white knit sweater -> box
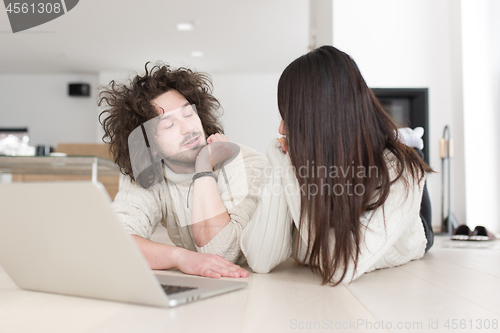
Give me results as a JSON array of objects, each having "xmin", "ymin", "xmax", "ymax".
[
  {"xmin": 241, "ymin": 139, "xmax": 427, "ymax": 282},
  {"xmin": 112, "ymin": 144, "xmax": 267, "ymax": 263}
]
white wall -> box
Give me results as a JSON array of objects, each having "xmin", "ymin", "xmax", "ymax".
[
  {"xmin": 211, "ymin": 73, "xmax": 282, "ymax": 154},
  {"xmin": 332, "ymin": 0, "xmax": 466, "ymax": 232},
  {"xmin": 461, "ymin": 0, "xmax": 500, "ymax": 233},
  {"xmin": 0, "ymin": 74, "xmax": 99, "ymax": 148}
]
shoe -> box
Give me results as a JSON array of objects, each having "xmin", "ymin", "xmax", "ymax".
[
  {"xmin": 451, "ymin": 224, "xmax": 471, "ymax": 240},
  {"xmin": 469, "ymin": 226, "xmax": 497, "ymax": 241}
]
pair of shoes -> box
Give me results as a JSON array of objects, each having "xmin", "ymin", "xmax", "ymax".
[{"xmin": 451, "ymin": 225, "xmax": 497, "ymax": 241}]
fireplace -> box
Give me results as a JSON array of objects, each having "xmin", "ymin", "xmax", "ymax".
[{"xmin": 371, "ymin": 88, "xmax": 429, "ymax": 165}]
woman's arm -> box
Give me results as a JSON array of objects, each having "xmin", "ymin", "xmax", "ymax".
[{"xmin": 240, "ymin": 139, "xmax": 296, "ymax": 273}]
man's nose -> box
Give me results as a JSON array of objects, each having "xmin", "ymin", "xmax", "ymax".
[{"xmin": 178, "ymin": 118, "xmax": 194, "ymax": 135}]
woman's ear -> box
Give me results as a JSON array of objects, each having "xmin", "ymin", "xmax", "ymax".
[{"xmin": 278, "ymin": 119, "xmax": 287, "ymax": 136}]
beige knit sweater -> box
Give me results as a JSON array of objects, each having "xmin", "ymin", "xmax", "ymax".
[
  {"xmin": 112, "ymin": 144, "xmax": 267, "ymax": 263},
  {"xmin": 241, "ymin": 139, "xmax": 427, "ymax": 282}
]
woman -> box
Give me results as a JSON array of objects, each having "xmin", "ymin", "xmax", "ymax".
[{"xmin": 241, "ymin": 45, "xmax": 433, "ymax": 285}]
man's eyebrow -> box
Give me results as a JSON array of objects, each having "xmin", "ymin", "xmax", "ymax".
[
  {"xmin": 160, "ymin": 113, "xmax": 173, "ymax": 120},
  {"xmin": 159, "ymin": 103, "xmax": 190, "ymax": 119}
]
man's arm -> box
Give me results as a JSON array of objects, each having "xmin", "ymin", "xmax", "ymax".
[
  {"xmin": 114, "ymin": 175, "xmax": 247, "ymax": 277},
  {"xmin": 191, "ymin": 134, "xmax": 232, "ymax": 247},
  {"xmin": 190, "ymin": 136, "xmax": 267, "ymax": 262},
  {"xmin": 191, "ymin": 177, "xmax": 231, "ymax": 247},
  {"xmin": 131, "ymin": 235, "xmax": 248, "ymax": 278}
]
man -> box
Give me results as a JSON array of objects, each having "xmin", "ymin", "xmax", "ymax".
[{"xmin": 98, "ymin": 63, "xmax": 266, "ymax": 278}]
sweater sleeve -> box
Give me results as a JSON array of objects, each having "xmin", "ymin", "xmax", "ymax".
[
  {"xmin": 240, "ymin": 139, "xmax": 297, "ymax": 273},
  {"xmin": 195, "ymin": 146, "xmax": 268, "ymax": 263},
  {"xmin": 338, "ymin": 164, "xmax": 426, "ymax": 282},
  {"xmin": 111, "ymin": 175, "xmax": 165, "ymax": 240}
]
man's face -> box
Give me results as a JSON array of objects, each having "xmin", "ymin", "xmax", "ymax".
[{"xmin": 150, "ymin": 90, "xmax": 206, "ymax": 172}]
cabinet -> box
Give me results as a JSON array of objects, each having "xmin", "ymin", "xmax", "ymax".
[{"xmin": 0, "ymin": 156, "xmax": 121, "ymax": 200}]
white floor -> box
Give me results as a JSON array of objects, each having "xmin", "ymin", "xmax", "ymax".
[
  {"xmin": 153, "ymin": 226, "xmax": 500, "ymax": 332},
  {"xmin": 1, "ymin": 227, "xmax": 499, "ymax": 333},
  {"xmin": 343, "ymin": 234, "xmax": 500, "ymax": 332}
]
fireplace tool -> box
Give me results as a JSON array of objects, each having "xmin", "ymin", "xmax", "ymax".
[{"xmin": 440, "ymin": 125, "xmax": 459, "ymax": 234}]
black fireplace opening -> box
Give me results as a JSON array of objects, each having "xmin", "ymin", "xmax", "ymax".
[{"xmin": 371, "ymin": 88, "xmax": 429, "ymax": 165}]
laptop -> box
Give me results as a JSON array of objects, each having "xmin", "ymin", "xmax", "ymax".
[{"xmin": 0, "ymin": 181, "xmax": 247, "ymax": 307}]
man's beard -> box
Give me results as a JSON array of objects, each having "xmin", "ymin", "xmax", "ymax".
[
  {"xmin": 164, "ymin": 144, "xmax": 204, "ymax": 167},
  {"xmin": 161, "ymin": 132, "xmax": 205, "ymax": 171}
]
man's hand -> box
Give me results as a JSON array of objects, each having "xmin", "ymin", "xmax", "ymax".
[
  {"xmin": 175, "ymin": 248, "xmax": 249, "ymax": 279},
  {"xmin": 195, "ymin": 134, "xmax": 234, "ymax": 172},
  {"xmin": 131, "ymin": 235, "xmax": 248, "ymax": 278},
  {"xmin": 206, "ymin": 133, "xmax": 230, "ymax": 144}
]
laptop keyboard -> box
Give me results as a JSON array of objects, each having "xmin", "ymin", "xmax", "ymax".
[{"xmin": 161, "ymin": 284, "xmax": 198, "ymax": 295}]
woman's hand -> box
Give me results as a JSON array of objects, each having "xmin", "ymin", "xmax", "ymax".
[
  {"xmin": 277, "ymin": 137, "xmax": 288, "ymax": 153},
  {"xmin": 174, "ymin": 248, "xmax": 249, "ymax": 279}
]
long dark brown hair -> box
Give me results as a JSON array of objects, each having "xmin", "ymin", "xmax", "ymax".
[
  {"xmin": 277, "ymin": 45, "xmax": 432, "ymax": 285},
  {"xmin": 98, "ymin": 62, "xmax": 224, "ymax": 180}
]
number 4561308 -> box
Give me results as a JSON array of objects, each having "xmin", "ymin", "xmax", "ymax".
[
  {"xmin": 6, "ymin": 2, "xmax": 62, "ymax": 14},
  {"xmin": 444, "ymin": 319, "xmax": 498, "ymax": 330}
]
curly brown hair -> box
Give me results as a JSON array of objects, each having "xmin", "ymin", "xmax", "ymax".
[{"xmin": 98, "ymin": 62, "xmax": 224, "ymax": 180}]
